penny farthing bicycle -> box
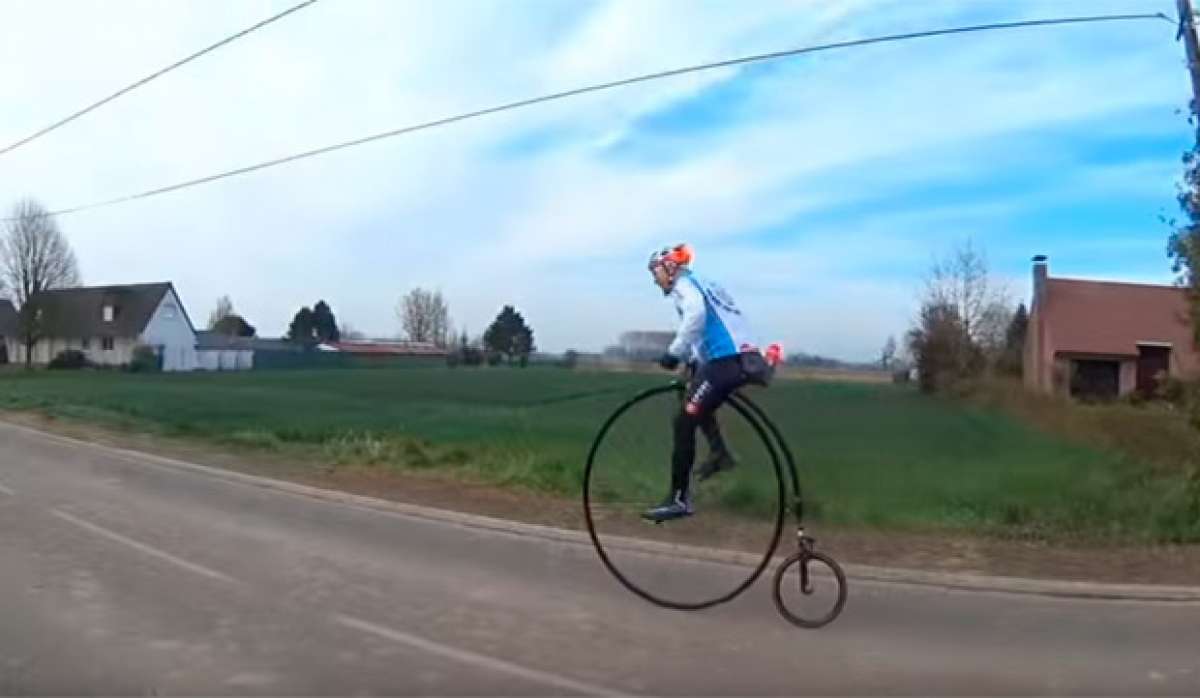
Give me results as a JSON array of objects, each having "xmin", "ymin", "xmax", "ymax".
[{"xmin": 582, "ymin": 375, "xmax": 847, "ymax": 628}]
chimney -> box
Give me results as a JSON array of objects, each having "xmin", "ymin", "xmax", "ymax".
[{"xmin": 1032, "ymin": 255, "xmax": 1048, "ymax": 307}]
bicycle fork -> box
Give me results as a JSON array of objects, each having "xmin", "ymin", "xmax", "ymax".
[{"xmin": 794, "ymin": 497, "xmax": 816, "ymax": 596}]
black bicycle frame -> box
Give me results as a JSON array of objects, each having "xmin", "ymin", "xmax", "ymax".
[
  {"xmin": 730, "ymin": 391, "xmax": 818, "ymax": 594},
  {"xmin": 730, "ymin": 391, "xmax": 803, "ymax": 527}
]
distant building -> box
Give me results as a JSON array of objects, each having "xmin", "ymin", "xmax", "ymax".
[
  {"xmin": 1024, "ymin": 256, "xmax": 1199, "ymax": 399},
  {"xmin": 249, "ymin": 338, "xmax": 305, "ymax": 354},
  {"xmin": 325, "ymin": 339, "xmax": 447, "ymax": 358},
  {"xmin": 618, "ymin": 331, "xmax": 674, "ymax": 360},
  {"xmin": 195, "ymin": 331, "xmax": 255, "ymax": 371},
  {"xmin": 9, "ymin": 283, "xmax": 198, "ymax": 371}
]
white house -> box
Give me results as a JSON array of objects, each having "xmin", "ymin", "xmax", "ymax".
[{"xmin": 12, "ymin": 282, "xmax": 200, "ymax": 371}]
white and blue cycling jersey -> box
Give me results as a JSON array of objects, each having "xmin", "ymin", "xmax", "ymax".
[{"xmin": 667, "ymin": 269, "xmax": 757, "ymax": 364}]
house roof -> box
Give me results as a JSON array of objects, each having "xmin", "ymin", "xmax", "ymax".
[
  {"xmin": 0, "ymin": 300, "xmax": 17, "ymax": 337},
  {"xmin": 249, "ymin": 338, "xmax": 304, "ymax": 353},
  {"xmin": 195, "ymin": 331, "xmax": 255, "ymax": 350},
  {"xmin": 1042, "ymin": 277, "xmax": 1194, "ymax": 357},
  {"xmin": 30, "ymin": 283, "xmax": 176, "ymax": 338},
  {"xmin": 328, "ymin": 340, "xmax": 447, "ymax": 356}
]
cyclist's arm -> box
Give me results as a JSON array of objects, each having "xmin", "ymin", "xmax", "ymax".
[{"xmin": 667, "ymin": 279, "xmax": 705, "ymax": 359}]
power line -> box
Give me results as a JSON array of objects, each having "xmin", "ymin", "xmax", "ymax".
[
  {"xmin": 0, "ymin": 0, "xmax": 320, "ymax": 158},
  {"xmin": 18, "ymin": 10, "xmax": 1170, "ymax": 220}
]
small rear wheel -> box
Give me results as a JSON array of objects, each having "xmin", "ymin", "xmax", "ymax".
[{"xmin": 771, "ymin": 549, "xmax": 847, "ymax": 629}]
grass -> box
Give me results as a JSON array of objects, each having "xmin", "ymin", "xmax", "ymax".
[{"xmin": 0, "ymin": 366, "xmax": 1196, "ymax": 543}]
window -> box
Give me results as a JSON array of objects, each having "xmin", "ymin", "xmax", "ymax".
[
  {"xmin": 103, "ymin": 305, "xmax": 114, "ymax": 323},
  {"xmin": 1069, "ymin": 360, "xmax": 1119, "ymax": 401},
  {"xmin": 81, "ymin": 338, "xmax": 90, "ymax": 350},
  {"xmin": 162, "ymin": 303, "xmax": 177, "ymax": 320},
  {"xmin": 102, "ymin": 337, "xmax": 114, "ymax": 351}
]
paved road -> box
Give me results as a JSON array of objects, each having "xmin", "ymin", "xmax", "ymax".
[{"xmin": 1, "ymin": 421, "xmax": 1198, "ymax": 695}]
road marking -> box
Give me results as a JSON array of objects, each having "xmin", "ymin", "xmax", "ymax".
[
  {"xmin": 332, "ymin": 614, "xmax": 628, "ymax": 697},
  {"xmin": 0, "ymin": 479, "xmax": 14, "ymax": 496},
  {"xmin": 51, "ymin": 509, "xmax": 238, "ymax": 585}
]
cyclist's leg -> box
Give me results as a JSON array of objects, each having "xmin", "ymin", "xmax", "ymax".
[
  {"xmin": 640, "ymin": 407, "xmax": 701, "ymax": 521},
  {"xmin": 675, "ymin": 357, "xmax": 744, "ymax": 483},
  {"xmin": 698, "ymin": 412, "xmax": 727, "ymax": 454},
  {"xmin": 684, "ymin": 365, "xmax": 728, "ymax": 453},
  {"xmin": 669, "ymin": 409, "xmax": 698, "ymax": 495},
  {"xmin": 646, "ymin": 357, "xmax": 746, "ymax": 520},
  {"xmin": 681, "ymin": 362, "xmax": 723, "ymax": 478},
  {"xmin": 692, "ymin": 357, "xmax": 752, "ymax": 480}
]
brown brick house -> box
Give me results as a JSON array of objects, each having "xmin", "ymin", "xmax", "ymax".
[{"xmin": 1024, "ymin": 256, "xmax": 1199, "ymax": 399}]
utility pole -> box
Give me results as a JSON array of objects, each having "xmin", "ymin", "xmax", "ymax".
[
  {"xmin": 1178, "ymin": 0, "xmax": 1200, "ymax": 125},
  {"xmin": 1179, "ymin": 0, "xmax": 1200, "ymax": 348}
]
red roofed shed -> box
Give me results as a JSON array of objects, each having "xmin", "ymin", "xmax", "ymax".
[{"xmin": 1024, "ymin": 256, "xmax": 1198, "ymax": 399}]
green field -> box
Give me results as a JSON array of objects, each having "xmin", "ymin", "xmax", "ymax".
[{"xmin": 1, "ymin": 366, "xmax": 1197, "ymax": 543}]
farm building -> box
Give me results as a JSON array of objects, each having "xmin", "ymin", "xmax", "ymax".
[
  {"xmin": 1024, "ymin": 256, "xmax": 1199, "ymax": 399},
  {"xmin": 195, "ymin": 331, "xmax": 255, "ymax": 371},
  {"xmin": 325, "ymin": 339, "xmax": 446, "ymax": 358}
]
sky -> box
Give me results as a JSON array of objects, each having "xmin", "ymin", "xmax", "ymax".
[{"xmin": 0, "ymin": 0, "xmax": 1193, "ymax": 360}]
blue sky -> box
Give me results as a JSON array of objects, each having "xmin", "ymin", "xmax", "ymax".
[{"xmin": 0, "ymin": 0, "xmax": 1193, "ymax": 360}]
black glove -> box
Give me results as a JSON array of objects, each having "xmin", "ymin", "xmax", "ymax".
[{"xmin": 659, "ymin": 353, "xmax": 681, "ymax": 370}]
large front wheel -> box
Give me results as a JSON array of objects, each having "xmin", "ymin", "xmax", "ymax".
[{"xmin": 582, "ymin": 384, "xmax": 786, "ymax": 610}]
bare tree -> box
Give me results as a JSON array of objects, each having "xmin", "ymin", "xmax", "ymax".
[
  {"xmin": 1, "ymin": 199, "xmax": 81, "ymax": 366},
  {"xmin": 880, "ymin": 335, "xmax": 897, "ymax": 370},
  {"xmin": 208, "ymin": 295, "xmax": 235, "ymax": 329},
  {"xmin": 909, "ymin": 239, "xmax": 1011, "ymax": 391},
  {"xmin": 398, "ymin": 288, "xmax": 450, "ymax": 347},
  {"xmin": 924, "ymin": 239, "xmax": 1010, "ymax": 346}
]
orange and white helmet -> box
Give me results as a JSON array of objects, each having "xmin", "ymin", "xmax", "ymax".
[{"xmin": 647, "ymin": 243, "xmax": 693, "ymax": 272}]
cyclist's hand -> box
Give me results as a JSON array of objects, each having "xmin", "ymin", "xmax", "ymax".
[{"xmin": 658, "ymin": 353, "xmax": 681, "ymax": 371}]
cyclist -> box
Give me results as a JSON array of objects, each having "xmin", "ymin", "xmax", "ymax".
[{"xmin": 643, "ymin": 243, "xmax": 770, "ymax": 522}]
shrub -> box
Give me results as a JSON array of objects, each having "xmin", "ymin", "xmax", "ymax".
[
  {"xmin": 129, "ymin": 345, "xmax": 161, "ymax": 373},
  {"xmin": 907, "ymin": 302, "xmax": 979, "ymax": 393},
  {"xmin": 461, "ymin": 347, "xmax": 484, "ymax": 367},
  {"xmin": 48, "ymin": 349, "xmax": 89, "ymax": 370},
  {"xmin": 1155, "ymin": 374, "xmax": 1190, "ymax": 406}
]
